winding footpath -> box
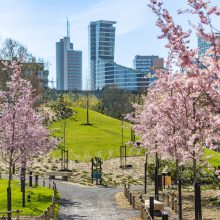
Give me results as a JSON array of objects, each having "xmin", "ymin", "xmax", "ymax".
[
  {"xmin": 3, "ymin": 175, "xmax": 139, "ymax": 219},
  {"xmin": 55, "ymin": 180, "xmax": 139, "ymax": 220}
]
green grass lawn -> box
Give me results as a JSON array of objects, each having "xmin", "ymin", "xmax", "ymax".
[
  {"xmin": 203, "ymin": 148, "xmax": 220, "ymax": 167},
  {"xmin": 50, "ymin": 107, "xmax": 143, "ymax": 162},
  {"xmin": 0, "ymin": 179, "xmax": 54, "ymax": 216},
  {"xmin": 49, "ymin": 107, "xmax": 220, "ymax": 165}
]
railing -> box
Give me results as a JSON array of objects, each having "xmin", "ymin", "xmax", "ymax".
[
  {"xmin": 124, "ymin": 184, "xmax": 169, "ymax": 220},
  {"xmin": 124, "ymin": 184, "xmax": 136, "ymax": 209},
  {"xmin": 40, "ymin": 192, "xmax": 56, "ymax": 220},
  {"xmin": 140, "ymin": 205, "xmax": 153, "ymax": 220},
  {"xmin": 0, "ymin": 210, "xmax": 22, "ymax": 220},
  {"xmin": 162, "ymin": 192, "xmax": 178, "ymax": 213},
  {"xmin": 0, "ymin": 175, "xmax": 58, "ymax": 220}
]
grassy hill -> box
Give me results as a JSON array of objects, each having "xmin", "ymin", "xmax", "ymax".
[
  {"xmin": 49, "ymin": 107, "xmax": 220, "ymax": 166},
  {"xmin": 203, "ymin": 148, "xmax": 220, "ymax": 167},
  {"xmin": 50, "ymin": 107, "xmax": 143, "ymax": 162}
]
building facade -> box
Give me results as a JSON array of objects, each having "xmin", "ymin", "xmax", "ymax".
[
  {"xmin": 89, "ymin": 20, "xmax": 116, "ymax": 90},
  {"xmin": 0, "ymin": 61, "xmax": 49, "ymax": 90},
  {"xmin": 23, "ymin": 63, "xmax": 49, "ymax": 88},
  {"xmin": 56, "ymin": 37, "xmax": 82, "ymax": 91},
  {"xmin": 96, "ymin": 60, "xmax": 148, "ymax": 91},
  {"xmin": 133, "ymin": 55, "xmax": 164, "ymax": 86},
  {"xmin": 88, "ymin": 20, "xmax": 164, "ymax": 91}
]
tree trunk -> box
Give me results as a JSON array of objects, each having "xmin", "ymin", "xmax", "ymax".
[
  {"xmin": 21, "ymin": 159, "xmax": 26, "ymax": 207},
  {"xmin": 193, "ymin": 150, "xmax": 197, "ymax": 183},
  {"xmin": 7, "ymin": 158, "xmax": 12, "ymax": 220},
  {"xmin": 86, "ymin": 93, "xmax": 89, "ymax": 125},
  {"xmin": 121, "ymin": 120, "xmax": 124, "ymax": 146},
  {"xmin": 155, "ymin": 152, "xmax": 159, "ymax": 200},
  {"xmin": 176, "ymin": 159, "xmax": 179, "ymax": 180},
  {"xmin": 144, "ymin": 153, "xmax": 148, "ymax": 193},
  {"xmin": 8, "ymin": 161, "xmax": 12, "ymax": 188},
  {"xmin": 63, "ymin": 118, "xmax": 67, "ymax": 170},
  {"xmin": 64, "ymin": 118, "xmax": 66, "ymax": 151}
]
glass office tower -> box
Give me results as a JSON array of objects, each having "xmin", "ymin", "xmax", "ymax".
[
  {"xmin": 89, "ymin": 20, "xmax": 156, "ymax": 91},
  {"xmin": 89, "ymin": 20, "xmax": 116, "ymax": 90},
  {"xmin": 133, "ymin": 55, "xmax": 164, "ymax": 86}
]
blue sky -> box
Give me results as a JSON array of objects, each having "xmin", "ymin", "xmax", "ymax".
[{"xmin": 0, "ymin": 0, "xmax": 219, "ymax": 89}]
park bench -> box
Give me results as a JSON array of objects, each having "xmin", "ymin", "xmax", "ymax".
[
  {"xmin": 145, "ymin": 199, "xmax": 164, "ymax": 211},
  {"xmin": 46, "ymin": 171, "xmax": 72, "ymax": 181},
  {"xmin": 145, "ymin": 199, "xmax": 165, "ymax": 218}
]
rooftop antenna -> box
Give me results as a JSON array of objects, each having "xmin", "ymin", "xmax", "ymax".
[{"xmin": 66, "ymin": 17, "xmax": 70, "ymax": 38}]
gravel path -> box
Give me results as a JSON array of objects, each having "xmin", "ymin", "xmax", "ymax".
[{"xmin": 54, "ymin": 180, "xmax": 139, "ymax": 220}]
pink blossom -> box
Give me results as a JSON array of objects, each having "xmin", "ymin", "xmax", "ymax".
[{"xmin": 129, "ymin": 0, "xmax": 220, "ymax": 171}]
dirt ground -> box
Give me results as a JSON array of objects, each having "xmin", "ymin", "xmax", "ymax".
[
  {"xmin": 0, "ymin": 155, "xmax": 147, "ymax": 186},
  {"xmin": 128, "ymin": 187, "xmax": 220, "ymax": 220}
]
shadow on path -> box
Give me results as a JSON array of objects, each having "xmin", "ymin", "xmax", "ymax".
[
  {"xmin": 57, "ymin": 198, "xmax": 85, "ymax": 219},
  {"xmin": 57, "ymin": 214, "xmax": 88, "ymax": 220},
  {"xmin": 58, "ymin": 198, "xmax": 81, "ymax": 208}
]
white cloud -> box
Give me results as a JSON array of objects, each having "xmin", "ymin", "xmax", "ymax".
[{"xmin": 67, "ymin": 0, "xmax": 149, "ymax": 88}]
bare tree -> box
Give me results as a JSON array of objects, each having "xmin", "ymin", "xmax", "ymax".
[
  {"xmin": 0, "ymin": 38, "xmax": 48, "ymax": 97},
  {"xmin": 0, "ymin": 38, "xmax": 32, "ymax": 61}
]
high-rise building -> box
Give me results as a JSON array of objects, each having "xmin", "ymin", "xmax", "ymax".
[
  {"xmin": 198, "ymin": 33, "xmax": 220, "ymax": 57},
  {"xmin": 89, "ymin": 20, "xmax": 116, "ymax": 90},
  {"xmin": 56, "ymin": 36, "xmax": 82, "ymax": 91},
  {"xmin": 133, "ymin": 55, "xmax": 164, "ymax": 86},
  {"xmin": 96, "ymin": 59, "xmax": 148, "ymax": 91},
  {"xmin": 88, "ymin": 20, "xmax": 162, "ymax": 91}
]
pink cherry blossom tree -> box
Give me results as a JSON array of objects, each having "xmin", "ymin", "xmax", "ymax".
[
  {"xmin": 0, "ymin": 61, "xmax": 56, "ymax": 212},
  {"xmin": 129, "ymin": 0, "xmax": 220, "ymax": 183}
]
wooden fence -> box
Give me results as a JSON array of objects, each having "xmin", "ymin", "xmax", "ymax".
[
  {"xmin": 0, "ymin": 191, "xmax": 57, "ymax": 220},
  {"xmin": 124, "ymin": 184, "xmax": 153, "ymax": 220},
  {"xmin": 162, "ymin": 192, "xmax": 178, "ymax": 213},
  {"xmin": 124, "ymin": 184, "xmax": 169, "ymax": 220}
]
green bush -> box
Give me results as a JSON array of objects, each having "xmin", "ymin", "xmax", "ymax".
[{"xmin": 147, "ymin": 158, "xmax": 218, "ymax": 185}]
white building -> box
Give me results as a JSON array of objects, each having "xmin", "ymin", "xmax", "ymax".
[{"xmin": 56, "ymin": 37, "xmax": 82, "ymax": 91}]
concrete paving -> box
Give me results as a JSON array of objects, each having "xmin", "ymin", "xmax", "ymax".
[{"xmin": 55, "ymin": 181, "xmax": 139, "ymax": 220}]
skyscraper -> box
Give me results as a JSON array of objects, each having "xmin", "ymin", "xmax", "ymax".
[
  {"xmin": 56, "ymin": 27, "xmax": 82, "ymax": 91},
  {"xmin": 88, "ymin": 20, "xmax": 160, "ymax": 91},
  {"xmin": 133, "ymin": 55, "xmax": 164, "ymax": 87},
  {"xmin": 89, "ymin": 20, "xmax": 116, "ymax": 90}
]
